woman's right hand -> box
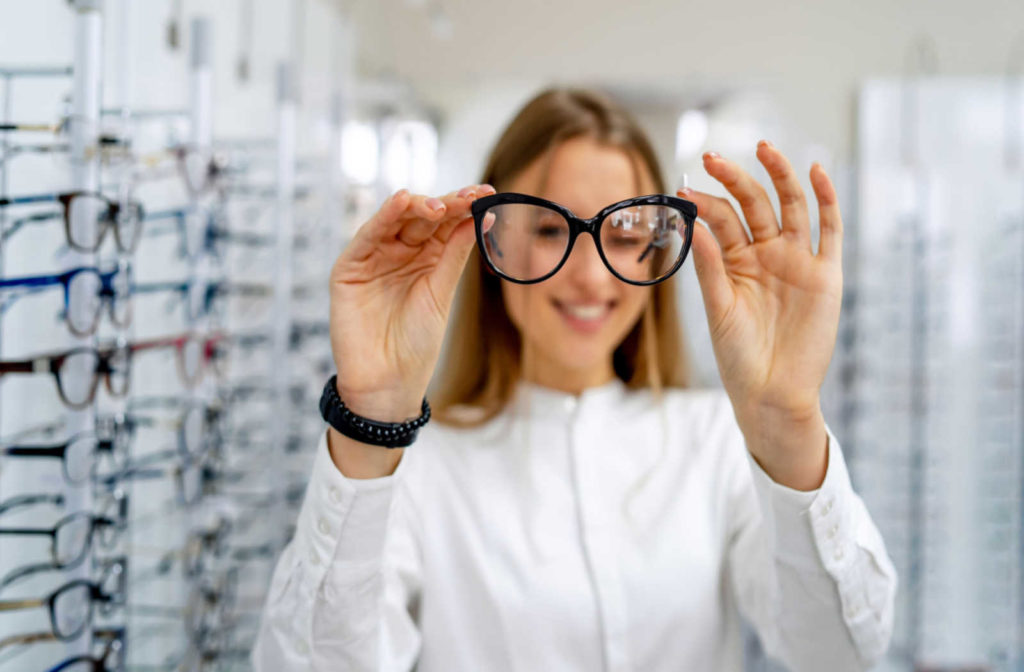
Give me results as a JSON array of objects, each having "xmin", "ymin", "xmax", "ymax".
[{"xmin": 328, "ymin": 184, "xmax": 495, "ymax": 424}]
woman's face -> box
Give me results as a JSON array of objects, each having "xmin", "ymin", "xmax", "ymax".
[{"xmin": 500, "ymin": 135, "xmax": 655, "ymax": 392}]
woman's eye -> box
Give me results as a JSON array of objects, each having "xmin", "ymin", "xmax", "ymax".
[{"xmin": 534, "ymin": 223, "xmax": 566, "ymax": 238}]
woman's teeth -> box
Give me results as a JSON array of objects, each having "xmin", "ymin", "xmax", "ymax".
[{"xmin": 556, "ymin": 301, "xmax": 612, "ymax": 320}]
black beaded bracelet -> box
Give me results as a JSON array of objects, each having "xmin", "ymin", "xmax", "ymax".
[{"xmin": 319, "ymin": 374, "xmax": 431, "ymax": 448}]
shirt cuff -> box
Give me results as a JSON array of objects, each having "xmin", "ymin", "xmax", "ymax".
[
  {"xmin": 293, "ymin": 430, "xmax": 411, "ymax": 585},
  {"xmin": 746, "ymin": 422, "xmax": 858, "ymax": 576}
]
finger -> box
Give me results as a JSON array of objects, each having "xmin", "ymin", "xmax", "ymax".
[
  {"xmin": 809, "ymin": 163, "xmax": 843, "ymax": 262},
  {"xmin": 345, "ymin": 188, "xmax": 412, "ymax": 261},
  {"xmin": 435, "ymin": 184, "xmax": 496, "ymax": 243},
  {"xmin": 688, "ymin": 220, "xmax": 733, "ymax": 326},
  {"xmin": 677, "ymin": 187, "xmax": 750, "ymax": 257},
  {"xmin": 702, "ymin": 151, "xmax": 780, "ymax": 242},
  {"xmin": 430, "ymin": 215, "xmax": 478, "ymax": 312},
  {"xmin": 397, "ymin": 194, "xmax": 450, "ymax": 246},
  {"xmin": 399, "ymin": 184, "xmax": 490, "ymax": 246},
  {"xmin": 755, "ymin": 140, "xmax": 811, "ymax": 251}
]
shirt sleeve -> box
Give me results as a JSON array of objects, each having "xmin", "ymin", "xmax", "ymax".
[
  {"xmin": 251, "ymin": 429, "xmax": 423, "ymax": 672},
  {"xmin": 719, "ymin": 394, "xmax": 899, "ymax": 671}
]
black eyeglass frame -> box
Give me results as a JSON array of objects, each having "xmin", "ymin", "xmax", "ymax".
[{"xmin": 470, "ymin": 192, "xmax": 697, "ymax": 286}]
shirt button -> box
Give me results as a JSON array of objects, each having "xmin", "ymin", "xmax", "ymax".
[
  {"xmin": 328, "ymin": 486, "xmax": 341, "ymax": 504},
  {"xmin": 310, "ymin": 550, "xmax": 320, "ymax": 566},
  {"xmin": 819, "ymin": 498, "xmax": 833, "ymax": 517},
  {"xmin": 564, "ymin": 398, "xmax": 576, "ymax": 413},
  {"xmin": 317, "ymin": 517, "xmax": 330, "ymax": 536},
  {"xmin": 296, "ymin": 638, "xmax": 309, "ymax": 655},
  {"xmin": 845, "ymin": 603, "xmax": 860, "ymax": 619},
  {"xmin": 833, "ymin": 545, "xmax": 845, "ymax": 561},
  {"xmin": 826, "ymin": 524, "xmax": 838, "ymax": 540}
]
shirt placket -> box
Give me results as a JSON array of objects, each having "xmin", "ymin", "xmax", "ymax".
[{"xmin": 566, "ymin": 395, "xmax": 632, "ymax": 672}]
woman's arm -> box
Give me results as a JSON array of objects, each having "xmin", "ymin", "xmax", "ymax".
[
  {"xmin": 251, "ymin": 430, "xmax": 423, "ymax": 671},
  {"xmin": 718, "ymin": 394, "xmax": 898, "ymax": 671}
]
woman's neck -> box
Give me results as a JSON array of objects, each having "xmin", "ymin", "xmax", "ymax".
[{"xmin": 520, "ymin": 361, "xmax": 616, "ymax": 396}]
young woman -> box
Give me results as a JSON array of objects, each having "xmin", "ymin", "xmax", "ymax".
[{"xmin": 252, "ymin": 88, "xmax": 897, "ymax": 671}]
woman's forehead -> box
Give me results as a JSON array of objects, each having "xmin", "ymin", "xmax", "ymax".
[{"xmin": 514, "ymin": 138, "xmax": 653, "ymax": 218}]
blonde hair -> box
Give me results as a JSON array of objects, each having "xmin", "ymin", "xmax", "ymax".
[{"xmin": 427, "ymin": 87, "xmax": 695, "ymax": 552}]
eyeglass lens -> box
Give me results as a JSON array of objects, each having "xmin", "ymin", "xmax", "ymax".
[{"xmin": 480, "ymin": 202, "xmax": 689, "ymax": 283}]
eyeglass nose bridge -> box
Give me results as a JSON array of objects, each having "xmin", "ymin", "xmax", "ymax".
[{"xmin": 565, "ymin": 213, "xmax": 604, "ymax": 244}]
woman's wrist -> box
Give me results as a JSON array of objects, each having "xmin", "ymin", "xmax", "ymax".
[{"xmin": 326, "ymin": 425, "xmax": 404, "ymax": 479}]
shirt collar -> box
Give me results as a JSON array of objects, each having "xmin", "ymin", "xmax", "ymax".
[{"xmin": 512, "ymin": 376, "xmax": 627, "ymax": 420}]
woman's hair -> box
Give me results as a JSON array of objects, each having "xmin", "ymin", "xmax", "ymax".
[{"xmin": 429, "ymin": 87, "xmax": 694, "ymax": 427}]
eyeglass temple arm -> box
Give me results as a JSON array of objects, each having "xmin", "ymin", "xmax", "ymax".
[
  {"xmin": 0, "ymin": 272, "xmax": 64, "ymax": 290},
  {"xmin": 0, "ymin": 358, "xmax": 40, "ymax": 376},
  {"xmin": 3, "ymin": 444, "xmax": 65, "ymax": 458},
  {"xmin": 0, "ymin": 493, "xmax": 64, "ymax": 517},
  {"xmin": 0, "ymin": 527, "xmax": 52, "ymax": 536},
  {"xmin": 0, "ymin": 597, "xmax": 47, "ymax": 611},
  {"xmin": 0, "ymin": 194, "xmax": 58, "ymax": 207},
  {"xmin": 1, "ymin": 561, "xmax": 62, "ymax": 590},
  {"xmin": 0, "ymin": 630, "xmax": 56, "ymax": 654},
  {"xmin": 1, "ymin": 211, "xmax": 62, "ymax": 242}
]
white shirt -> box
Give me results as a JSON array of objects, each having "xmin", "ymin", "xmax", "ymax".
[{"xmin": 251, "ymin": 377, "xmax": 897, "ymax": 672}]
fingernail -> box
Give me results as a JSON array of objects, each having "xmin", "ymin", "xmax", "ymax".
[
  {"xmin": 426, "ymin": 197, "xmax": 445, "ymax": 212},
  {"xmin": 457, "ymin": 186, "xmax": 476, "ymax": 198},
  {"xmin": 392, "ymin": 188, "xmax": 409, "ymax": 200},
  {"xmin": 478, "ymin": 184, "xmax": 496, "ymax": 195},
  {"xmin": 758, "ymin": 139, "xmax": 773, "ymax": 148},
  {"xmin": 679, "ymin": 186, "xmax": 694, "ymax": 196},
  {"xmin": 703, "ymin": 151, "xmax": 720, "ymax": 160}
]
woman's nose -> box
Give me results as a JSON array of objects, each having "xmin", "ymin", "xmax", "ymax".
[{"xmin": 562, "ymin": 233, "xmax": 608, "ymax": 284}]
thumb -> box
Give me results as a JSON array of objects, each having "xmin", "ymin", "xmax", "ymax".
[
  {"xmin": 432, "ymin": 216, "xmax": 478, "ymax": 308},
  {"xmin": 689, "ymin": 221, "xmax": 733, "ymax": 321}
]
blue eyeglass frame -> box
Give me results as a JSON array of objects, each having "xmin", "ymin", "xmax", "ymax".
[
  {"xmin": 0, "ymin": 265, "xmax": 132, "ymax": 336},
  {"xmin": 470, "ymin": 192, "xmax": 697, "ymax": 286}
]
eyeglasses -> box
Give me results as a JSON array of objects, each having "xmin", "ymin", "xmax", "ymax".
[
  {"xmin": 129, "ymin": 332, "xmax": 227, "ymax": 387},
  {"xmin": 96, "ymin": 447, "xmax": 215, "ymax": 507},
  {"xmin": 97, "ymin": 402, "xmax": 223, "ymax": 467},
  {"xmin": 44, "ymin": 626, "xmax": 125, "ymax": 672},
  {"xmin": 140, "ymin": 207, "xmax": 272, "ymax": 262},
  {"xmin": 0, "ymin": 344, "xmax": 130, "ymax": 409},
  {"xmin": 471, "ymin": 192, "xmax": 696, "ymax": 285},
  {"xmin": 128, "ymin": 566, "xmax": 239, "ymax": 643},
  {"xmin": 131, "ymin": 278, "xmax": 272, "ymax": 323},
  {"xmin": 0, "ymin": 566, "xmax": 125, "ymax": 649},
  {"xmin": 0, "ymin": 265, "xmax": 132, "ymax": 336},
  {"xmin": 0, "ymin": 507, "xmax": 125, "ymax": 572},
  {"xmin": 2, "ymin": 430, "xmax": 131, "ymax": 485},
  {"xmin": 0, "ymin": 191, "xmax": 144, "ymax": 253}
]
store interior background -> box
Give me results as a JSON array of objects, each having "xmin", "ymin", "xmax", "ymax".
[{"xmin": 0, "ymin": 0, "xmax": 1022, "ymax": 670}]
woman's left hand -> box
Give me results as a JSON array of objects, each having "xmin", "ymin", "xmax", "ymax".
[{"xmin": 679, "ymin": 141, "xmax": 843, "ymax": 489}]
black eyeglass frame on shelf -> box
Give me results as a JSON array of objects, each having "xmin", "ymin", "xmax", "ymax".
[{"xmin": 470, "ymin": 192, "xmax": 697, "ymax": 286}]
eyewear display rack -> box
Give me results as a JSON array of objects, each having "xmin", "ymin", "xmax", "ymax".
[
  {"xmin": 851, "ymin": 49, "xmax": 1024, "ymax": 672},
  {"xmin": 0, "ymin": 2, "xmax": 349, "ymax": 671}
]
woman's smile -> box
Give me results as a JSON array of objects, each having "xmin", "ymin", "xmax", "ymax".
[{"xmin": 551, "ymin": 298, "xmax": 618, "ymax": 333}]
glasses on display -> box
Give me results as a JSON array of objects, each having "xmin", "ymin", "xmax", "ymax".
[
  {"xmin": 129, "ymin": 333, "xmax": 227, "ymax": 387},
  {"xmin": 132, "ymin": 278, "xmax": 272, "ymax": 323},
  {"xmin": 96, "ymin": 448, "xmax": 213, "ymax": 507},
  {"xmin": 0, "ymin": 570, "xmax": 125, "ymax": 648},
  {"xmin": 0, "ymin": 493, "xmax": 64, "ymax": 518},
  {"xmin": 140, "ymin": 207, "xmax": 272, "ymax": 262},
  {"xmin": 97, "ymin": 402, "xmax": 222, "ymax": 466},
  {"xmin": 0, "ymin": 506, "xmax": 125, "ymax": 572},
  {"xmin": 2, "ymin": 430, "xmax": 131, "ymax": 485},
  {"xmin": 44, "ymin": 626, "xmax": 125, "ymax": 672},
  {"xmin": 0, "ymin": 343, "xmax": 131, "ymax": 409},
  {"xmin": 0, "ymin": 265, "xmax": 132, "ymax": 336},
  {"xmin": 471, "ymin": 192, "xmax": 696, "ymax": 285},
  {"xmin": 0, "ymin": 191, "xmax": 144, "ymax": 253}
]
